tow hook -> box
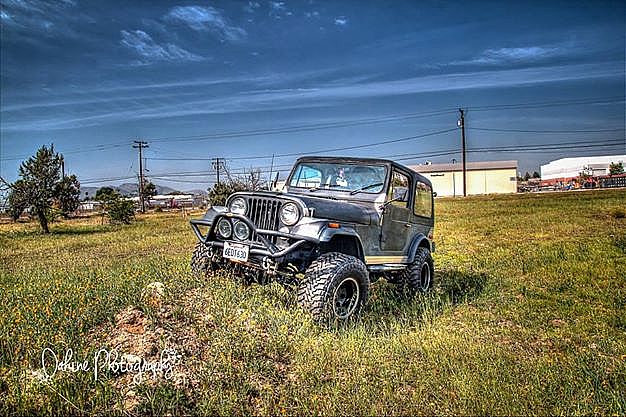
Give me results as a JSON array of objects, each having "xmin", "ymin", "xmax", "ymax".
[{"xmin": 262, "ymin": 256, "xmax": 278, "ymax": 275}]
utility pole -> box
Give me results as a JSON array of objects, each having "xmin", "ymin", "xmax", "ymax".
[
  {"xmin": 212, "ymin": 157, "xmax": 222, "ymax": 185},
  {"xmin": 458, "ymin": 109, "xmax": 467, "ymax": 197},
  {"xmin": 133, "ymin": 140, "xmax": 149, "ymax": 213},
  {"xmin": 60, "ymin": 156, "xmax": 65, "ymax": 180}
]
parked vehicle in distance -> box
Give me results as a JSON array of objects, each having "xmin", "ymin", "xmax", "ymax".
[{"xmin": 190, "ymin": 156, "xmax": 435, "ymax": 325}]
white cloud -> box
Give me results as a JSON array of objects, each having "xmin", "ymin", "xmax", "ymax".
[
  {"xmin": 3, "ymin": 62, "xmax": 622, "ymax": 131},
  {"xmin": 269, "ymin": 1, "xmax": 290, "ymax": 19},
  {"xmin": 455, "ymin": 45, "xmax": 565, "ymax": 66},
  {"xmin": 165, "ymin": 5, "xmax": 246, "ymax": 42},
  {"xmin": 0, "ymin": 0, "xmax": 78, "ymax": 36},
  {"xmin": 269, "ymin": 2, "xmax": 286, "ymax": 12},
  {"xmin": 334, "ymin": 16, "xmax": 348, "ymax": 26},
  {"xmin": 244, "ymin": 1, "xmax": 261, "ymax": 13},
  {"xmin": 120, "ymin": 30, "xmax": 203, "ymax": 64}
]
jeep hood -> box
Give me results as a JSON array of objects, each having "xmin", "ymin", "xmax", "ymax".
[
  {"xmin": 230, "ymin": 191, "xmax": 378, "ymax": 225},
  {"xmin": 291, "ymin": 195, "xmax": 376, "ymax": 225}
]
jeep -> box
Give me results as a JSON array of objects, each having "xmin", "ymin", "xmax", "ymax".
[{"xmin": 190, "ymin": 156, "xmax": 435, "ymax": 324}]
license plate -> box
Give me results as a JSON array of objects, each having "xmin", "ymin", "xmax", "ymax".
[{"xmin": 223, "ymin": 242, "xmax": 249, "ymax": 262}]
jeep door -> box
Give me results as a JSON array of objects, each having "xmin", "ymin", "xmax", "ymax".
[{"xmin": 381, "ymin": 170, "xmax": 412, "ymax": 252}]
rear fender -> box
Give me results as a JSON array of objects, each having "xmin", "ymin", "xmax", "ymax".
[{"xmin": 406, "ymin": 233, "xmax": 433, "ymax": 263}]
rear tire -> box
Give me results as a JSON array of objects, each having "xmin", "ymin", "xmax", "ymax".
[
  {"xmin": 297, "ymin": 252, "xmax": 370, "ymax": 325},
  {"xmin": 397, "ymin": 247, "xmax": 434, "ymax": 296}
]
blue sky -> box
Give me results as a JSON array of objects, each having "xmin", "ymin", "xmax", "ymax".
[{"xmin": 1, "ymin": 0, "xmax": 624, "ymax": 190}]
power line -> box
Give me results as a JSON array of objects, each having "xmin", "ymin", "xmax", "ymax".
[
  {"xmin": 470, "ymin": 127, "xmax": 624, "ymax": 134},
  {"xmin": 2, "ymin": 95, "xmax": 622, "ymax": 162},
  {"xmin": 79, "ymin": 141, "xmax": 623, "ymax": 186},
  {"xmin": 0, "ymin": 142, "xmax": 130, "ymax": 162},
  {"xmin": 144, "ymin": 140, "xmax": 624, "ymax": 182},
  {"xmin": 143, "ymin": 95, "xmax": 623, "ymax": 143},
  {"xmin": 146, "ymin": 109, "xmax": 459, "ymax": 143},
  {"xmin": 466, "ymin": 96, "xmax": 624, "ymax": 111},
  {"xmin": 146, "ymin": 127, "xmax": 458, "ymax": 162}
]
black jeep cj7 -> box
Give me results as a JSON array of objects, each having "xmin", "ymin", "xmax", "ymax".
[{"xmin": 190, "ymin": 156, "xmax": 435, "ymax": 324}]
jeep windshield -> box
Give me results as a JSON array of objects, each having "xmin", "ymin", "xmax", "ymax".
[{"xmin": 288, "ymin": 162, "xmax": 387, "ymax": 195}]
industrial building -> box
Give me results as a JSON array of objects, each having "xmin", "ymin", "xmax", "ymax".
[
  {"xmin": 540, "ymin": 155, "xmax": 626, "ymax": 182},
  {"xmin": 409, "ymin": 160, "xmax": 518, "ymax": 196}
]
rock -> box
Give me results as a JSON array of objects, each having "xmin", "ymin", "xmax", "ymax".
[
  {"xmin": 121, "ymin": 354, "xmax": 142, "ymax": 365},
  {"xmin": 143, "ymin": 282, "xmax": 165, "ymax": 306}
]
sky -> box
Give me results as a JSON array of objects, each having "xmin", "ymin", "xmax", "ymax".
[{"xmin": 1, "ymin": 0, "xmax": 625, "ymax": 191}]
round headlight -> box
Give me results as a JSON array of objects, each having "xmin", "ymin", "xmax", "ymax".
[
  {"xmin": 229, "ymin": 197, "xmax": 247, "ymax": 215},
  {"xmin": 233, "ymin": 221, "xmax": 250, "ymax": 241},
  {"xmin": 216, "ymin": 218, "xmax": 232, "ymax": 239},
  {"xmin": 279, "ymin": 202, "xmax": 300, "ymax": 226}
]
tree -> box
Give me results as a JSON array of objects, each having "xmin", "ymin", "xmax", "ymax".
[
  {"xmin": 56, "ymin": 175, "xmax": 81, "ymax": 218},
  {"xmin": 7, "ymin": 181, "xmax": 28, "ymax": 221},
  {"xmin": 207, "ymin": 181, "xmax": 247, "ymax": 206},
  {"xmin": 609, "ymin": 162, "xmax": 624, "ymax": 175},
  {"xmin": 240, "ymin": 168, "xmax": 263, "ymax": 191},
  {"xmin": 523, "ymin": 172, "xmax": 531, "ymax": 181},
  {"xmin": 532, "ymin": 171, "xmax": 541, "ymax": 179},
  {"xmin": 141, "ymin": 180, "xmax": 157, "ymax": 201},
  {"xmin": 95, "ymin": 186, "xmax": 117, "ymax": 202},
  {"xmin": 6, "ymin": 145, "xmax": 80, "ymax": 233},
  {"xmin": 206, "ymin": 169, "xmax": 267, "ymax": 206}
]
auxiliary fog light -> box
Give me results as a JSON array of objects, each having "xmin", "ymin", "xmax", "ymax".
[
  {"xmin": 216, "ymin": 218, "xmax": 232, "ymax": 239},
  {"xmin": 233, "ymin": 221, "xmax": 250, "ymax": 241}
]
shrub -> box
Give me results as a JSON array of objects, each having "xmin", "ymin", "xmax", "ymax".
[{"xmin": 105, "ymin": 197, "xmax": 135, "ymax": 224}]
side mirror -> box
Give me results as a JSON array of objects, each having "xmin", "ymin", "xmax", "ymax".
[{"xmin": 432, "ymin": 191, "xmax": 438, "ymax": 197}]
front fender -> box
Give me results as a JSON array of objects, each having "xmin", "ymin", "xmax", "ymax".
[{"xmin": 202, "ymin": 206, "xmax": 227, "ymax": 223}]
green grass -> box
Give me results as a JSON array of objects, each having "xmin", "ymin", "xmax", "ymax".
[{"xmin": 1, "ymin": 190, "xmax": 625, "ymax": 415}]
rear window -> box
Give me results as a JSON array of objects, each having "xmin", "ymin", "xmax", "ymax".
[{"xmin": 414, "ymin": 181, "xmax": 432, "ymax": 217}]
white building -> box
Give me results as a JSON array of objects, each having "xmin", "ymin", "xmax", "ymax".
[
  {"xmin": 410, "ymin": 160, "xmax": 518, "ymax": 196},
  {"xmin": 541, "ymin": 155, "xmax": 626, "ymax": 180}
]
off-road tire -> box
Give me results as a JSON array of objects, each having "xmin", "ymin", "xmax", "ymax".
[
  {"xmin": 191, "ymin": 242, "xmax": 219, "ymax": 277},
  {"xmin": 397, "ymin": 247, "xmax": 434, "ymax": 296},
  {"xmin": 297, "ymin": 252, "xmax": 370, "ymax": 325}
]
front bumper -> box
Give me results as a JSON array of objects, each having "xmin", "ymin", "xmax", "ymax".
[{"xmin": 190, "ymin": 213, "xmax": 319, "ymax": 260}]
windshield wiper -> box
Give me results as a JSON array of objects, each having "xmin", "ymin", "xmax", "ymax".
[
  {"xmin": 309, "ymin": 184, "xmax": 343, "ymax": 192},
  {"xmin": 350, "ymin": 182, "xmax": 383, "ymax": 195}
]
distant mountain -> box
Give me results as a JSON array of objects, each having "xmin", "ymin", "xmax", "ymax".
[{"xmin": 80, "ymin": 182, "xmax": 207, "ymax": 200}]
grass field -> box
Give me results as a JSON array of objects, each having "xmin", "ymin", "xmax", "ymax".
[{"xmin": 1, "ymin": 189, "xmax": 625, "ymax": 415}]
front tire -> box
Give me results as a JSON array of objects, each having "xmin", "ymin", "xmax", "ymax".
[
  {"xmin": 297, "ymin": 252, "xmax": 370, "ymax": 325},
  {"xmin": 397, "ymin": 247, "xmax": 434, "ymax": 296},
  {"xmin": 191, "ymin": 242, "xmax": 220, "ymax": 277}
]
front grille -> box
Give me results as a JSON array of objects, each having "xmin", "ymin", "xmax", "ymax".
[{"xmin": 246, "ymin": 197, "xmax": 283, "ymax": 243}]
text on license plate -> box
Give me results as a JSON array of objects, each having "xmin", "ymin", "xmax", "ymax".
[{"xmin": 223, "ymin": 242, "xmax": 249, "ymax": 262}]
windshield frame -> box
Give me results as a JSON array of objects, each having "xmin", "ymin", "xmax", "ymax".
[{"xmin": 285, "ymin": 159, "xmax": 390, "ymax": 198}]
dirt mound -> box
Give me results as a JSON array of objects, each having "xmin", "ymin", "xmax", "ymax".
[{"xmin": 92, "ymin": 286, "xmax": 213, "ymax": 411}]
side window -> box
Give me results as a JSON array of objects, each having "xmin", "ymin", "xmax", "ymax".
[
  {"xmin": 388, "ymin": 171, "xmax": 410, "ymax": 208},
  {"xmin": 414, "ymin": 181, "xmax": 432, "ymax": 217}
]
